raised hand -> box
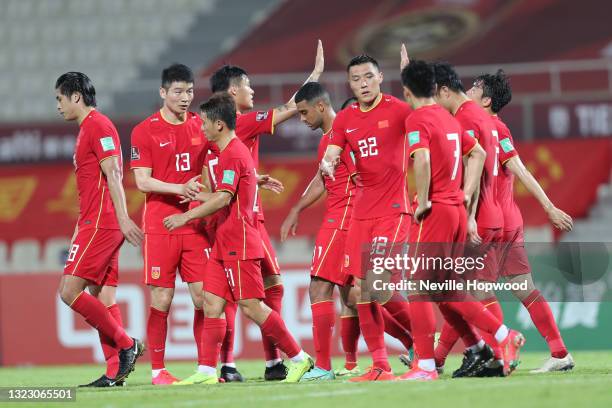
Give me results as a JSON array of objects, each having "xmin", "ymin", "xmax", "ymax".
[{"xmin": 400, "ymin": 43, "xmax": 410, "ymax": 71}]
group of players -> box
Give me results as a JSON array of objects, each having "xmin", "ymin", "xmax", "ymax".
[{"xmin": 54, "ymin": 40, "xmax": 574, "ymax": 387}]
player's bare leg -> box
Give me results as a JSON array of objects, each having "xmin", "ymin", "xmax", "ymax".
[
  {"xmin": 336, "ymin": 284, "xmax": 362, "ymax": 376},
  {"xmin": 79, "ymin": 285, "xmax": 126, "ymax": 387},
  {"xmin": 301, "ymin": 277, "xmax": 336, "ymax": 381},
  {"xmin": 59, "ymin": 275, "xmax": 143, "ymax": 384},
  {"xmin": 148, "ymin": 286, "xmax": 180, "ymax": 385},
  {"xmin": 505, "ymin": 273, "xmax": 572, "ymax": 373}
]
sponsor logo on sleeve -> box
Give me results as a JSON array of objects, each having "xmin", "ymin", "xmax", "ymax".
[
  {"xmin": 408, "ymin": 131, "xmax": 420, "ymax": 146},
  {"xmin": 131, "ymin": 146, "xmax": 140, "ymax": 160},
  {"xmin": 100, "ymin": 136, "xmax": 116, "ymax": 152},
  {"xmin": 222, "ymin": 169, "xmax": 236, "ymax": 184},
  {"xmin": 256, "ymin": 111, "xmax": 269, "ymax": 121},
  {"xmin": 466, "ymin": 129, "xmax": 475, "ymax": 138},
  {"xmin": 500, "ymin": 138, "xmax": 515, "ymax": 153}
]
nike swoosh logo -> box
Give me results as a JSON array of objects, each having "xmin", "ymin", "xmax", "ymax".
[
  {"xmin": 346, "ymin": 128, "xmax": 359, "ymax": 133},
  {"xmin": 160, "ymin": 142, "xmax": 171, "ymax": 147},
  {"xmin": 109, "ymin": 381, "xmax": 116, "ymax": 386}
]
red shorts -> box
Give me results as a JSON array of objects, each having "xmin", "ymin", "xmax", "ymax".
[
  {"xmin": 499, "ymin": 228, "xmax": 531, "ymax": 277},
  {"xmin": 258, "ymin": 221, "xmax": 281, "ymax": 279},
  {"xmin": 311, "ymin": 228, "xmax": 351, "ymax": 286},
  {"xmin": 143, "ymin": 233, "xmax": 209, "ymax": 288},
  {"xmin": 408, "ymin": 203, "xmax": 467, "ymax": 281},
  {"xmin": 63, "ymin": 228, "xmax": 123, "ymax": 286},
  {"xmin": 205, "ymin": 258, "xmax": 265, "ymax": 302},
  {"xmin": 344, "ymin": 213, "xmax": 410, "ymax": 281},
  {"xmin": 470, "ymin": 227, "xmax": 503, "ymax": 282}
]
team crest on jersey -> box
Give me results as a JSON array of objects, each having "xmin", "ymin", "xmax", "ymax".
[
  {"xmin": 256, "ymin": 111, "xmax": 269, "ymax": 121},
  {"xmin": 131, "ymin": 146, "xmax": 140, "ymax": 160},
  {"xmin": 378, "ymin": 120, "xmax": 389, "ymax": 129},
  {"xmin": 151, "ymin": 266, "xmax": 160, "ymax": 279}
]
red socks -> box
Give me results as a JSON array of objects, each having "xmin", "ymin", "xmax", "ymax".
[
  {"xmin": 522, "ymin": 290, "xmax": 568, "ymax": 358},
  {"xmin": 340, "ymin": 316, "xmax": 360, "ymax": 369},
  {"xmin": 381, "ymin": 306, "xmax": 413, "ymax": 351},
  {"xmin": 408, "ymin": 300, "xmax": 436, "ymax": 361},
  {"xmin": 202, "ymin": 317, "xmax": 226, "ymax": 367},
  {"xmin": 383, "ymin": 293, "xmax": 412, "ymax": 331},
  {"xmin": 481, "ymin": 297, "xmax": 504, "ymax": 360},
  {"xmin": 260, "ymin": 311, "xmax": 301, "ymax": 359},
  {"xmin": 311, "ymin": 301, "xmax": 335, "ymax": 371},
  {"xmin": 221, "ymin": 301, "xmax": 238, "ymax": 364},
  {"xmin": 193, "ymin": 308, "xmax": 205, "ymax": 365},
  {"xmin": 356, "ymin": 302, "xmax": 390, "ymax": 371},
  {"xmin": 261, "ymin": 285, "xmax": 284, "ymax": 362},
  {"xmin": 99, "ymin": 304, "xmax": 123, "ymax": 378},
  {"xmin": 147, "ymin": 307, "xmax": 169, "ymax": 370},
  {"xmin": 70, "ymin": 292, "xmax": 132, "ymax": 350}
]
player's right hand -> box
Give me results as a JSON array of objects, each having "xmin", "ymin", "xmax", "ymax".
[
  {"xmin": 320, "ymin": 157, "xmax": 338, "ymax": 181},
  {"xmin": 547, "ymin": 206, "xmax": 573, "ymax": 231},
  {"xmin": 400, "ymin": 43, "xmax": 410, "ymax": 71},
  {"xmin": 280, "ymin": 209, "xmax": 299, "ymax": 242},
  {"xmin": 119, "ymin": 218, "xmax": 144, "ymax": 246},
  {"xmin": 182, "ymin": 175, "xmax": 205, "ymax": 199},
  {"xmin": 414, "ymin": 200, "xmax": 432, "ymax": 222},
  {"xmin": 313, "ymin": 39, "xmax": 324, "ymax": 78},
  {"xmin": 466, "ymin": 217, "xmax": 482, "ymax": 246}
]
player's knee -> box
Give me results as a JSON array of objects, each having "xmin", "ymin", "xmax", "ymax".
[
  {"xmin": 309, "ymin": 279, "xmax": 333, "ymax": 303},
  {"xmin": 151, "ymin": 289, "xmax": 174, "ymax": 311},
  {"xmin": 58, "ymin": 285, "xmax": 79, "ymax": 306}
]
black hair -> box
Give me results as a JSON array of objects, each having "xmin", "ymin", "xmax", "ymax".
[
  {"xmin": 210, "ymin": 65, "xmax": 248, "ymax": 93},
  {"xmin": 401, "ymin": 60, "xmax": 436, "ymax": 98},
  {"xmin": 341, "ymin": 97, "xmax": 357, "ymax": 110},
  {"xmin": 474, "ymin": 69, "xmax": 512, "ymax": 113},
  {"xmin": 55, "ymin": 72, "xmax": 97, "ymax": 107},
  {"xmin": 432, "ymin": 61, "xmax": 465, "ymax": 93},
  {"xmin": 161, "ymin": 63, "xmax": 194, "ymax": 89},
  {"xmin": 294, "ymin": 82, "xmax": 331, "ymax": 105},
  {"xmin": 346, "ymin": 54, "xmax": 380, "ymax": 72},
  {"xmin": 199, "ymin": 92, "xmax": 237, "ymax": 130}
]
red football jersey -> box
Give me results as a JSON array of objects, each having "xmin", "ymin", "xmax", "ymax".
[
  {"xmin": 236, "ymin": 109, "xmax": 274, "ymax": 221},
  {"xmin": 406, "ymin": 104, "xmax": 476, "ymax": 205},
  {"xmin": 130, "ymin": 111, "xmax": 208, "ymax": 234},
  {"xmin": 211, "ymin": 137, "xmax": 263, "ymax": 261},
  {"xmin": 491, "ymin": 115, "xmax": 523, "ymax": 231},
  {"xmin": 455, "ymin": 100, "xmax": 503, "ymax": 228},
  {"xmin": 317, "ymin": 129, "xmax": 357, "ymax": 230},
  {"xmin": 330, "ymin": 94, "xmax": 412, "ymax": 220},
  {"xmin": 198, "ymin": 144, "xmax": 228, "ymax": 229},
  {"xmin": 74, "ymin": 110, "xmax": 122, "ymax": 231}
]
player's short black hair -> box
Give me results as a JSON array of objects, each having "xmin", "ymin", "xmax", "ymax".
[
  {"xmin": 55, "ymin": 72, "xmax": 97, "ymax": 107},
  {"xmin": 210, "ymin": 65, "xmax": 248, "ymax": 93},
  {"xmin": 294, "ymin": 82, "xmax": 331, "ymax": 106},
  {"xmin": 474, "ymin": 69, "xmax": 512, "ymax": 113},
  {"xmin": 341, "ymin": 97, "xmax": 357, "ymax": 110},
  {"xmin": 199, "ymin": 92, "xmax": 237, "ymax": 130},
  {"xmin": 401, "ymin": 60, "xmax": 436, "ymax": 98},
  {"xmin": 347, "ymin": 55, "xmax": 380, "ymax": 72},
  {"xmin": 161, "ymin": 63, "xmax": 194, "ymax": 89},
  {"xmin": 432, "ymin": 62, "xmax": 465, "ymax": 93}
]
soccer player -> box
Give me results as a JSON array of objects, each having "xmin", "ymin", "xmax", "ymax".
[
  {"xmin": 208, "ymin": 40, "xmax": 324, "ymax": 379},
  {"xmin": 320, "ymin": 54, "xmax": 414, "ymax": 382},
  {"xmin": 398, "ymin": 60, "xmax": 511, "ymax": 381},
  {"xmin": 163, "ymin": 93, "xmax": 314, "ymax": 384},
  {"xmin": 55, "ymin": 72, "xmax": 145, "ymax": 387},
  {"xmin": 468, "ymin": 70, "xmax": 574, "ymax": 373},
  {"xmin": 431, "ymin": 62, "xmax": 512, "ymax": 376},
  {"xmin": 131, "ymin": 64, "xmax": 210, "ymax": 385}
]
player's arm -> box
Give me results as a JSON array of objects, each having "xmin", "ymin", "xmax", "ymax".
[
  {"xmin": 163, "ymin": 191, "xmax": 232, "ymax": 231},
  {"xmin": 505, "ymin": 156, "xmax": 573, "ymax": 231},
  {"xmin": 412, "ymin": 149, "xmax": 432, "ymax": 221},
  {"xmin": 133, "ymin": 167, "xmax": 203, "ymax": 200},
  {"xmin": 280, "ymin": 171, "xmax": 326, "ymax": 241},
  {"xmin": 463, "ymin": 143, "xmax": 486, "ymax": 209},
  {"xmin": 100, "ymin": 156, "xmax": 144, "ymax": 246},
  {"xmin": 272, "ymin": 40, "xmax": 325, "ymax": 126}
]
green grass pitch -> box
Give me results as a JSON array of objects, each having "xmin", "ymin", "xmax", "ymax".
[{"xmin": 1, "ymin": 351, "xmax": 611, "ymax": 408}]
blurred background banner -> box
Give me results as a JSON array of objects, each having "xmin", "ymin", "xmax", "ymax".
[{"xmin": 0, "ymin": 0, "xmax": 611, "ymax": 366}]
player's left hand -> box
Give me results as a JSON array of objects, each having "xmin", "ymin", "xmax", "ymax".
[
  {"xmin": 182, "ymin": 175, "xmax": 204, "ymax": 199},
  {"xmin": 400, "ymin": 43, "xmax": 410, "ymax": 71},
  {"xmin": 313, "ymin": 39, "xmax": 324, "ymax": 78},
  {"xmin": 163, "ymin": 213, "xmax": 189, "ymax": 231},
  {"xmin": 547, "ymin": 206, "xmax": 573, "ymax": 231},
  {"xmin": 280, "ymin": 208, "xmax": 299, "ymax": 242},
  {"xmin": 258, "ymin": 174, "xmax": 284, "ymax": 194},
  {"xmin": 119, "ymin": 218, "xmax": 144, "ymax": 246},
  {"xmin": 466, "ymin": 217, "xmax": 482, "ymax": 246},
  {"xmin": 414, "ymin": 201, "xmax": 432, "ymax": 222}
]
